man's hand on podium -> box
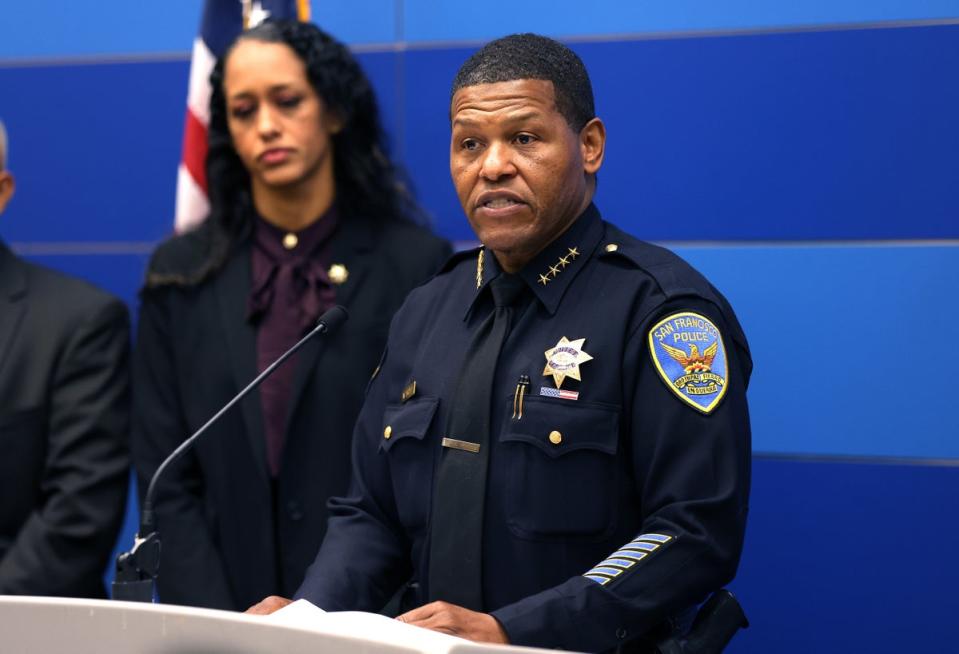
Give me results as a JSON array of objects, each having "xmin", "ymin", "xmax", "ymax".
[
  {"xmin": 245, "ymin": 595, "xmax": 293, "ymax": 614},
  {"xmin": 243, "ymin": 596, "xmax": 508, "ymax": 645},
  {"xmin": 396, "ymin": 601, "xmax": 509, "ymax": 644}
]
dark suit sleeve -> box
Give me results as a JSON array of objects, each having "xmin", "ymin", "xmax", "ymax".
[
  {"xmin": 0, "ymin": 297, "xmax": 130, "ymax": 596},
  {"xmin": 131, "ymin": 287, "xmax": 235, "ymax": 609},
  {"xmin": 491, "ymin": 299, "xmax": 751, "ymax": 651}
]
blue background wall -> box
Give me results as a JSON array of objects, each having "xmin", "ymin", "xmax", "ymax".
[{"xmin": 2, "ymin": 2, "xmax": 958, "ymax": 651}]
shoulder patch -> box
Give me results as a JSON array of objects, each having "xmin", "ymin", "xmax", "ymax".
[{"xmin": 648, "ymin": 311, "xmax": 728, "ymax": 414}]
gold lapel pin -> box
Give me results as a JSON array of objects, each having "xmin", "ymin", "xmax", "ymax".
[{"xmin": 328, "ymin": 263, "xmax": 349, "ymax": 285}]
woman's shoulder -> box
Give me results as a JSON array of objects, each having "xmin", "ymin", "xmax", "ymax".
[
  {"xmin": 379, "ymin": 219, "xmax": 453, "ymax": 269},
  {"xmin": 377, "ymin": 218, "xmax": 449, "ymax": 251},
  {"xmin": 147, "ymin": 220, "xmax": 218, "ymax": 276},
  {"xmin": 362, "ymin": 217, "xmax": 453, "ymax": 286}
]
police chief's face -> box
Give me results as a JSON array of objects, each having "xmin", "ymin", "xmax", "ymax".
[
  {"xmin": 223, "ymin": 39, "xmax": 340, "ymax": 193},
  {"xmin": 450, "ymin": 79, "xmax": 604, "ymax": 272}
]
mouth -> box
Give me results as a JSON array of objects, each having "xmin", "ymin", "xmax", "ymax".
[
  {"xmin": 475, "ymin": 190, "xmax": 526, "ymax": 213},
  {"xmin": 258, "ymin": 148, "xmax": 293, "ymax": 165}
]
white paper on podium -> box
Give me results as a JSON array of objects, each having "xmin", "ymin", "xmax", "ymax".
[{"xmin": 267, "ymin": 600, "xmax": 573, "ymax": 653}]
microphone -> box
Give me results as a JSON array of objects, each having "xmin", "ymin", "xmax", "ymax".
[{"xmin": 112, "ymin": 305, "xmax": 350, "ymax": 602}]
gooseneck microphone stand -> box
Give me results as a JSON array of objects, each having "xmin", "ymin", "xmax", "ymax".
[{"xmin": 112, "ymin": 305, "xmax": 350, "ymax": 602}]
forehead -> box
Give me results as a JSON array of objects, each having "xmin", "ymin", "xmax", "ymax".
[
  {"xmin": 450, "ymin": 79, "xmax": 560, "ymax": 124},
  {"xmin": 224, "ymin": 40, "xmax": 308, "ymax": 91}
]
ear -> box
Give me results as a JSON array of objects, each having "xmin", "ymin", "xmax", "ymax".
[
  {"xmin": 326, "ymin": 110, "xmax": 345, "ymax": 136},
  {"xmin": 0, "ymin": 172, "xmax": 15, "ymax": 214},
  {"xmin": 579, "ymin": 117, "xmax": 606, "ymax": 175}
]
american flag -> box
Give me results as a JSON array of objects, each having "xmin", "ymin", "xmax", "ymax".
[
  {"xmin": 175, "ymin": 0, "xmax": 311, "ymax": 232},
  {"xmin": 539, "ymin": 387, "xmax": 580, "ymax": 401}
]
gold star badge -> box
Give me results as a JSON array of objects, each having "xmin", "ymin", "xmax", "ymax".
[{"xmin": 543, "ymin": 336, "xmax": 594, "ymax": 389}]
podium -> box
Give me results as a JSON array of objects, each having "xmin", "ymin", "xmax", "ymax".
[{"xmin": 0, "ymin": 596, "xmax": 569, "ymax": 653}]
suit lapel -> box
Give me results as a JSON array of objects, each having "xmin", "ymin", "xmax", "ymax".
[
  {"xmin": 284, "ymin": 216, "xmax": 376, "ymax": 435},
  {"xmin": 0, "ymin": 242, "xmax": 27, "ymax": 378},
  {"xmin": 214, "ymin": 244, "xmax": 269, "ymax": 483}
]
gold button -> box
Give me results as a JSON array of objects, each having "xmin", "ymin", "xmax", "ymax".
[
  {"xmin": 383, "ymin": 425, "xmax": 392, "ymax": 439},
  {"xmin": 605, "ymin": 243, "xmax": 619, "ymax": 252},
  {"xmin": 282, "ymin": 233, "xmax": 299, "ymax": 250},
  {"xmin": 549, "ymin": 430, "xmax": 562, "ymax": 445},
  {"xmin": 328, "ymin": 263, "xmax": 349, "ymax": 285}
]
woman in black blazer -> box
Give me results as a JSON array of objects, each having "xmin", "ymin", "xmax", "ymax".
[{"xmin": 131, "ymin": 20, "xmax": 450, "ymax": 611}]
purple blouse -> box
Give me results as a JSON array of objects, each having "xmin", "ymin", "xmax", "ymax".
[{"xmin": 247, "ymin": 206, "xmax": 339, "ymax": 477}]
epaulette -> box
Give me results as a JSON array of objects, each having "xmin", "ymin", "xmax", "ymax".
[
  {"xmin": 598, "ymin": 224, "xmax": 752, "ymax": 411},
  {"xmin": 596, "ymin": 224, "xmax": 720, "ymax": 305}
]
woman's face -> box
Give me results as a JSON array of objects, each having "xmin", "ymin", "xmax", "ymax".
[{"xmin": 222, "ymin": 39, "xmax": 340, "ymax": 193}]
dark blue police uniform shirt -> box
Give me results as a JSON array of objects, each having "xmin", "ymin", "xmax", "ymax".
[{"xmin": 296, "ymin": 204, "xmax": 752, "ymax": 652}]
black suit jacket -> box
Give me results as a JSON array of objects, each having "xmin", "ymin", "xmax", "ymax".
[
  {"xmin": 131, "ymin": 215, "xmax": 450, "ymax": 610},
  {"xmin": 0, "ymin": 240, "xmax": 130, "ymax": 597}
]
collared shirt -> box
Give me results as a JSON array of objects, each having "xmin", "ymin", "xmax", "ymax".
[{"xmin": 297, "ymin": 204, "xmax": 752, "ymax": 652}]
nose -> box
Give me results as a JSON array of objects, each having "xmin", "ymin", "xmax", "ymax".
[
  {"xmin": 479, "ymin": 141, "xmax": 516, "ymax": 182},
  {"xmin": 257, "ymin": 105, "xmax": 280, "ymax": 139}
]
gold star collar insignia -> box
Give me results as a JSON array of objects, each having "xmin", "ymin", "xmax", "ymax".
[
  {"xmin": 536, "ymin": 245, "xmax": 579, "ymax": 286},
  {"xmin": 543, "ymin": 336, "xmax": 594, "ymax": 389}
]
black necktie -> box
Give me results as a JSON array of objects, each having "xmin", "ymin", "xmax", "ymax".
[{"xmin": 427, "ymin": 272, "xmax": 526, "ymax": 610}]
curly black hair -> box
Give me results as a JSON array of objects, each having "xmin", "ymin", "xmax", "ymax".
[
  {"xmin": 151, "ymin": 19, "xmax": 424, "ymax": 287},
  {"xmin": 450, "ymin": 33, "xmax": 595, "ymax": 131}
]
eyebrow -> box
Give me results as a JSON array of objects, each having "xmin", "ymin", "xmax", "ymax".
[{"xmin": 228, "ymin": 83, "xmax": 299, "ymax": 101}]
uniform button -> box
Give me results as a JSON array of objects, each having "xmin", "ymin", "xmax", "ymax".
[
  {"xmin": 282, "ymin": 233, "xmax": 299, "ymax": 250},
  {"xmin": 549, "ymin": 430, "xmax": 562, "ymax": 445},
  {"xmin": 616, "ymin": 627, "xmax": 628, "ymax": 639},
  {"xmin": 605, "ymin": 243, "xmax": 619, "ymax": 252},
  {"xmin": 384, "ymin": 425, "xmax": 392, "ymax": 439},
  {"xmin": 287, "ymin": 500, "xmax": 304, "ymax": 521}
]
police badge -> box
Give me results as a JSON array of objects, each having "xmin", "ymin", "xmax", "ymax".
[
  {"xmin": 648, "ymin": 312, "xmax": 728, "ymax": 414},
  {"xmin": 543, "ymin": 336, "xmax": 593, "ymax": 389}
]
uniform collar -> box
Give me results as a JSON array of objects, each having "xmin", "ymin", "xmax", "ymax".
[{"xmin": 466, "ymin": 203, "xmax": 604, "ymax": 319}]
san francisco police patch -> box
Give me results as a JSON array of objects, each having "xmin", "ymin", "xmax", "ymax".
[{"xmin": 648, "ymin": 312, "xmax": 728, "ymax": 414}]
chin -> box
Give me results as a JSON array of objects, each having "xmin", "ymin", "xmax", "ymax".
[{"xmin": 260, "ymin": 170, "xmax": 305, "ymax": 189}]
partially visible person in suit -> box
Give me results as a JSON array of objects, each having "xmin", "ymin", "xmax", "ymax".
[
  {"xmin": 0, "ymin": 118, "xmax": 130, "ymax": 597},
  {"xmin": 131, "ymin": 20, "xmax": 450, "ymax": 611}
]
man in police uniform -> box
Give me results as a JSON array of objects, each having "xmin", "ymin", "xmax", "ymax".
[{"xmin": 250, "ymin": 34, "xmax": 751, "ymax": 653}]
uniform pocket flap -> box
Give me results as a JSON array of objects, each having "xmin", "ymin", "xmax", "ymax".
[
  {"xmin": 501, "ymin": 396, "xmax": 619, "ymax": 458},
  {"xmin": 380, "ymin": 397, "xmax": 439, "ymax": 452}
]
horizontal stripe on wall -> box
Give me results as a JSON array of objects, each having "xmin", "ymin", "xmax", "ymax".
[
  {"xmin": 2, "ymin": 23, "xmax": 954, "ymax": 243},
  {"xmin": 675, "ymin": 242, "xmax": 959, "ymax": 459},
  {"xmin": 3, "ymin": 2, "xmax": 958, "ymax": 59}
]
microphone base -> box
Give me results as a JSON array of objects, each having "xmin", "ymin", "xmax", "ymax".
[
  {"xmin": 111, "ymin": 578, "xmax": 156, "ymax": 603},
  {"xmin": 111, "ymin": 531, "xmax": 160, "ymax": 603}
]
